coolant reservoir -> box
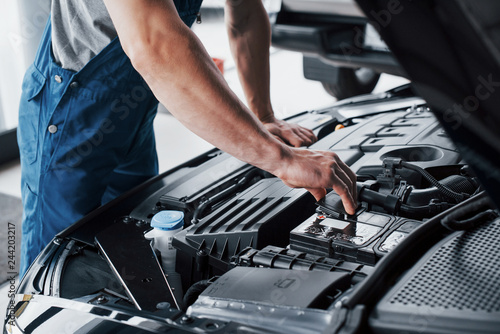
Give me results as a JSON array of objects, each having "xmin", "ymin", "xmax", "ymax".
[{"xmin": 145, "ymin": 210, "xmax": 184, "ymax": 273}]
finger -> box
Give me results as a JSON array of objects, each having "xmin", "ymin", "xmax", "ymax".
[
  {"xmin": 331, "ymin": 181, "xmax": 356, "ymax": 215},
  {"xmin": 294, "ymin": 131, "xmax": 313, "ymax": 147},
  {"xmin": 301, "ymin": 130, "xmax": 317, "ymax": 146},
  {"xmin": 333, "ymin": 164, "xmax": 354, "ymax": 199},
  {"xmin": 333, "ymin": 155, "xmax": 357, "ymax": 200},
  {"xmin": 292, "ymin": 128, "xmax": 315, "ymax": 147},
  {"xmin": 299, "ymin": 127, "xmax": 317, "ymax": 143},
  {"xmin": 294, "ymin": 124, "xmax": 314, "ymax": 136},
  {"xmin": 306, "ymin": 132, "xmax": 318, "ymax": 144},
  {"xmin": 293, "ymin": 125, "xmax": 315, "ymax": 139},
  {"xmin": 284, "ymin": 130, "xmax": 306, "ymax": 147},
  {"xmin": 306, "ymin": 187, "xmax": 327, "ymax": 202},
  {"xmin": 287, "ymin": 134, "xmax": 303, "ymax": 148},
  {"xmin": 346, "ymin": 169, "xmax": 357, "ymax": 201}
]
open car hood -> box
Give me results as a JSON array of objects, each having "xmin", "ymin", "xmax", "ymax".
[{"xmin": 355, "ymin": 0, "xmax": 500, "ymax": 208}]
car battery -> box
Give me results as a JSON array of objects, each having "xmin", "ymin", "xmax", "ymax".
[{"xmin": 290, "ymin": 192, "xmax": 421, "ymax": 265}]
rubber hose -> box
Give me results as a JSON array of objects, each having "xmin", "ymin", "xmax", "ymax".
[
  {"xmin": 441, "ymin": 209, "xmax": 498, "ymax": 231},
  {"xmin": 406, "ymin": 175, "xmax": 477, "ymax": 206},
  {"xmin": 440, "ymin": 196, "xmax": 494, "ymax": 230},
  {"xmin": 440, "ymin": 175, "xmax": 477, "ymax": 194},
  {"xmin": 192, "ymin": 169, "xmax": 263, "ymax": 224},
  {"xmin": 401, "ymin": 161, "xmax": 466, "ymax": 202},
  {"xmin": 399, "ymin": 202, "xmax": 453, "ymax": 220},
  {"xmin": 183, "ymin": 280, "xmax": 211, "ymax": 311},
  {"xmin": 358, "ymin": 187, "xmax": 389, "ymax": 208}
]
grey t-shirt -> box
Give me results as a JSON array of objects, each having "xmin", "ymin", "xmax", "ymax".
[{"xmin": 51, "ymin": 0, "xmax": 117, "ymax": 72}]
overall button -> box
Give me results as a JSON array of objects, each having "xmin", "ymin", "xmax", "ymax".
[
  {"xmin": 54, "ymin": 75, "xmax": 63, "ymax": 83},
  {"xmin": 48, "ymin": 125, "xmax": 58, "ymax": 134},
  {"xmin": 70, "ymin": 81, "xmax": 79, "ymax": 89}
]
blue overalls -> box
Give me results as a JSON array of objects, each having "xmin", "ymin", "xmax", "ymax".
[{"xmin": 18, "ymin": 0, "xmax": 203, "ymax": 276}]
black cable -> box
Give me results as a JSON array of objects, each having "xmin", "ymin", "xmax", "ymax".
[
  {"xmin": 406, "ymin": 175, "xmax": 478, "ymax": 207},
  {"xmin": 358, "ymin": 187, "xmax": 394, "ymax": 209},
  {"xmin": 182, "ymin": 279, "xmax": 211, "ymax": 311},
  {"xmin": 440, "ymin": 195, "xmax": 495, "ymax": 230},
  {"xmin": 399, "ymin": 202, "xmax": 455, "ymax": 220},
  {"xmin": 192, "ymin": 183, "xmax": 239, "ymax": 224},
  {"xmin": 441, "ymin": 210, "xmax": 497, "ymax": 231},
  {"xmin": 358, "ymin": 186, "xmax": 452, "ymax": 219},
  {"xmin": 191, "ymin": 169, "xmax": 263, "ymax": 224},
  {"xmin": 400, "ymin": 161, "xmax": 467, "ymax": 202}
]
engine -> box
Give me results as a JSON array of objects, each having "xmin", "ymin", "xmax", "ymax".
[{"xmin": 14, "ymin": 89, "xmax": 499, "ymax": 334}]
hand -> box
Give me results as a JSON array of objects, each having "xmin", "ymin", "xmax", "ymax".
[
  {"xmin": 261, "ymin": 116, "xmax": 317, "ymax": 148},
  {"xmin": 273, "ymin": 148, "xmax": 357, "ymax": 214}
]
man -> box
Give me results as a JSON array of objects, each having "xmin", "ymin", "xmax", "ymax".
[{"xmin": 18, "ymin": 0, "xmax": 357, "ymax": 276}]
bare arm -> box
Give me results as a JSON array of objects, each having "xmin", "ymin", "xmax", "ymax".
[
  {"xmin": 225, "ymin": 0, "xmax": 317, "ymax": 147},
  {"xmin": 102, "ymin": 0, "xmax": 356, "ymax": 213}
]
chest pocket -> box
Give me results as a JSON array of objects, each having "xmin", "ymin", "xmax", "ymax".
[{"xmin": 18, "ymin": 65, "xmax": 46, "ymax": 165}]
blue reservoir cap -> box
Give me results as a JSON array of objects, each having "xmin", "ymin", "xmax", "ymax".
[{"xmin": 151, "ymin": 210, "xmax": 184, "ymax": 231}]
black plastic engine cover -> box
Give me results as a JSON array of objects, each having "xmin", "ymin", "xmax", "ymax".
[
  {"xmin": 173, "ymin": 178, "xmax": 316, "ymax": 288},
  {"xmin": 370, "ymin": 218, "xmax": 500, "ymax": 334},
  {"xmin": 200, "ymin": 267, "xmax": 350, "ymax": 309}
]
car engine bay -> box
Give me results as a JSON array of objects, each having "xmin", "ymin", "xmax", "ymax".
[{"xmin": 12, "ymin": 85, "xmax": 499, "ymax": 333}]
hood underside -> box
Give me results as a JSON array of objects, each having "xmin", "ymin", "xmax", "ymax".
[{"xmin": 355, "ymin": 0, "xmax": 500, "ymax": 208}]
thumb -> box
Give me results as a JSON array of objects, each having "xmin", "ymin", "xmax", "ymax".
[{"xmin": 306, "ymin": 188, "xmax": 327, "ymax": 202}]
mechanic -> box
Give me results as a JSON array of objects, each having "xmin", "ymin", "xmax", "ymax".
[{"xmin": 17, "ymin": 0, "xmax": 357, "ymax": 276}]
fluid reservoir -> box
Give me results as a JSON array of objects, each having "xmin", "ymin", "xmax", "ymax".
[{"xmin": 145, "ymin": 210, "xmax": 184, "ymax": 273}]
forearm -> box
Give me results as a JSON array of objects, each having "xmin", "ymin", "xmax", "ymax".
[
  {"xmin": 143, "ymin": 35, "xmax": 286, "ymax": 168},
  {"xmin": 102, "ymin": 0, "xmax": 356, "ymax": 213},
  {"xmin": 104, "ymin": 0, "xmax": 287, "ymax": 173},
  {"xmin": 225, "ymin": 0, "xmax": 274, "ymax": 122}
]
